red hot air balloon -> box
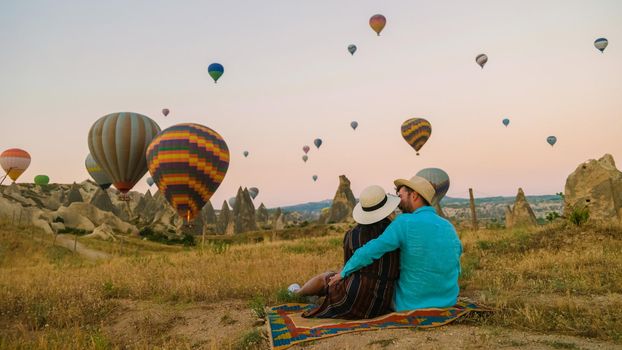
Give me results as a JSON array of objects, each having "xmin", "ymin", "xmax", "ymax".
[
  {"xmin": 369, "ymin": 14, "xmax": 386, "ymax": 36},
  {"xmin": 146, "ymin": 123, "xmax": 230, "ymax": 223},
  {"xmin": 303, "ymin": 145, "xmax": 310, "ymax": 154}
]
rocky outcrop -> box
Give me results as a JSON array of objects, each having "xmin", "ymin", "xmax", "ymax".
[
  {"xmin": 202, "ymin": 201, "xmax": 217, "ymax": 225},
  {"xmin": 89, "ymin": 188, "xmax": 117, "ymax": 214},
  {"xmin": 55, "ymin": 202, "xmax": 138, "ymax": 235},
  {"xmin": 217, "ymin": 201, "xmax": 232, "ymax": 235},
  {"xmin": 233, "ymin": 187, "xmax": 257, "ymax": 234},
  {"xmin": 84, "ymin": 223, "xmax": 118, "ymax": 241},
  {"xmin": 256, "ymin": 203, "xmax": 269, "ymax": 223},
  {"xmin": 272, "ymin": 207, "xmax": 285, "ymax": 231},
  {"xmin": 320, "ymin": 175, "xmax": 356, "ymax": 224},
  {"xmin": 505, "ymin": 188, "xmax": 537, "ymax": 228},
  {"xmin": 564, "ymin": 154, "xmax": 622, "ymax": 224},
  {"xmin": 65, "ymin": 183, "xmax": 84, "ymax": 206}
]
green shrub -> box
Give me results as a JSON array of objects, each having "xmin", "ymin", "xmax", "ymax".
[
  {"xmin": 248, "ymin": 295, "xmax": 266, "ymax": 319},
  {"xmin": 568, "ymin": 206, "xmax": 589, "ymax": 226},
  {"xmin": 546, "ymin": 211, "xmax": 561, "ymax": 222}
]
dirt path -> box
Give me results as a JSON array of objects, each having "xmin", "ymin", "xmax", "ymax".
[
  {"xmin": 53, "ymin": 234, "xmax": 111, "ymax": 260},
  {"xmin": 100, "ymin": 299, "xmax": 620, "ymax": 349}
]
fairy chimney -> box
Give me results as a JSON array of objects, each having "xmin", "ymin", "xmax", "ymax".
[
  {"xmin": 505, "ymin": 188, "xmax": 538, "ymax": 228},
  {"xmin": 321, "ymin": 175, "xmax": 356, "ymax": 224},
  {"xmin": 217, "ymin": 201, "xmax": 232, "ymax": 235}
]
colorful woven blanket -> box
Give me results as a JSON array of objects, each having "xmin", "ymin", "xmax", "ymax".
[{"xmin": 266, "ymin": 300, "xmax": 491, "ymax": 350}]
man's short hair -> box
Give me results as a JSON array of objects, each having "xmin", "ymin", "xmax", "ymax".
[{"xmin": 396, "ymin": 185, "xmax": 431, "ymax": 206}]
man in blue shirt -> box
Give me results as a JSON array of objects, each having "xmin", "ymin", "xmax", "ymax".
[{"xmin": 329, "ymin": 175, "xmax": 463, "ymax": 311}]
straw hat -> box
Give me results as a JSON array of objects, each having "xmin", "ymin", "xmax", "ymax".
[
  {"xmin": 352, "ymin": 185, "xmax": 401, "ymax": 225},
  {"xmin": 393, "ymin": 176, "xmax": 436, "ymax": 204}
]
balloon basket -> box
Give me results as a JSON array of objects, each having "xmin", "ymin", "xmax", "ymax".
[{"xmin": 118, "ymin": 194, "xmax": 131, "ymax": 201}]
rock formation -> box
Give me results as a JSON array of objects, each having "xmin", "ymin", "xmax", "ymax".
[
  {"xmin": 65, "ymin": 182, "xmax": 84, "ymax": 206},
  {"xmin": 320, "ymin": 175, "xmax": 356, "ymax": 224},
  {"xmin": 202, "ymin": 201, "xmax": 217, "ymax": 225},
  {"xmin": 233, "ymin": 187, "xmax": 257, "ymax": 233},
  {"xmin": 272, "ymin": 207, "xmax": 285, "ymax": 231},
  {"xmin": 564, "ymin": 154, "xmax": 622, "ymax": 224},
  {"xmin": 505, "ymin": 188, "xmax": 538, "ymax": 228},
  {"xmin": 256, "ymin": 203, "xmax": 269, "ymax": 223},
  {"xmin": 84, "ymin": 223, "xmax": 117, "ymax": 241},
  {"xmin": 89, "ymin": 188, "xmax": 116, "ymax": 214},
  {"xmin": 55, "ymin": 202, "xmax": 138, "ymax": 235},
  {"xmin": 217, "ymin": 201, "xmax": 232, "ymax": 234}
]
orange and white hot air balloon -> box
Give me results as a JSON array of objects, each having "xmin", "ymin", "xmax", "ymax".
[
  {"xmin": 369, "ymin": 14, "xmax": 386, "ymax": 36},
  {"xmin": 0, "ymin": 148, "xmax": 31, "ymax": 182}
]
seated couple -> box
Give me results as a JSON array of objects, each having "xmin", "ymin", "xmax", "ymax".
[{"xmin": 289, "ymin": 175, "xmax": 463, "ymax": 319}]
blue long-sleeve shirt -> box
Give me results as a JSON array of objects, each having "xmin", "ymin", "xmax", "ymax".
[{"xmin": 341, "ymin": 206, "xmax": 462, "ymax": 311}]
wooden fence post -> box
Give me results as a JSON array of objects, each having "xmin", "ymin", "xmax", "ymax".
[{"xmin": 469, "ymin": 188, "xmax": 479, "ymax": 231}]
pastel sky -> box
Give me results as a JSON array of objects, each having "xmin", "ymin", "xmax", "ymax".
[{"xmin": 1, "ymin": 1, "xmax": 621, "ymax": 208}]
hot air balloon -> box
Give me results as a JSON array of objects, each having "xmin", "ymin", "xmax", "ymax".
[
  {"xmin": 348, "ymin": 44, "xmax": 357, "ymax": 55},
  {"xmin": 88, "ymin": 112, "xmax": 161, "ymax": 196},
  {"xmin": 303, "ymin": 145, "xmax": 310, "ymax": 154},
  {"xmin": 34, "ymin": 175, "xmax": 50, "ymax": 186},
  {"xmin": 162, "ymin": 108, "xmax": 170, "ymax": 117},
  {"xmin": 350, "ymin": 121, "xmax": 358, "ymax": 130},
  {"xmin": 146, "ymin": 123, "xmax": 230, "ymax": 222},
  {"xmin": 401, "ymin": 118, "xmax": 432, "ymax": 155},
  {"xmin": 302, "ymin": 155, "xmax": 308, "ymax": 163},
  {"xmin": 228, "ymin": 197, "xmax": 236, "ymax": 207},
  {"xmin": 594, "ymin": 38, "xmax": 608, "ymax": 53},
  {"xmin": 146, "ymin": 177, "xmax": 155, "ymax": 187},
  {"xmin": 547, "ymin": 136, "xmax": 557, "ymax": 147},
  {"xmin": 0, "ymin": 148, "xmax": 31, "ymax": 183},
  {"xmin": 369, "ymin": 14, "xmax": 386, "ymax": 36},
  {"xmin": 312, "ymin": 175, "xmax": 318, "ymax": 182},
  {"xmin": 243, "ymin": 151, "xmax": 249, "ymax": 158},
  {"xmin": 85, "ymin": 153, "xmax": 113, "ymax": 190},
  {"xmin": 502, "ymin": 118, "xmax": 510, "ymax": 127},
  {"xmin": 476, "ymin": 54, "xmax": 488, "ymax": 69},
  {"xmin": 248, "ymin": 187, "xmax": 259, "ymax": 199},
  {"xmin": 208, "ymin": 63, "xmax": 224, "ymax": 83},
  {"xmin": 314, "ymin": 138, "xmax": 322, "ymax": 149},
  {"xmin": 416, "ymin": 168, "xmax": 449, "ymax": 206}
]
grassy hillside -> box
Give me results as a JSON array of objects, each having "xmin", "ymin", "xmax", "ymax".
[{"xmin": 0, "ymin": 219, "xmax": 620, "ymax": 348}]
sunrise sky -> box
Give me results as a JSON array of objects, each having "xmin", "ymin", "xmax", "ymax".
[{"xmin": 1, "ymin": 0, "xmax": 620, "ymax": 208}]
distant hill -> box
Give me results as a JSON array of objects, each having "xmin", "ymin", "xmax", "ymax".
[
  {"xmin": 280, "ymin": 199, "xmax": 332, "ymax": 213},
  {"xmin": 274, "ymin": 194, "xmax": 564, "ymax": 223},
  {"xmin": 441, "ymin": 194, "xmax": 563, "ymax": 206}
]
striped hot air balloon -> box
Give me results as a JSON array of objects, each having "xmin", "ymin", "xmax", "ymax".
[
  {"xmin": 85, "ymin": 153, "xmax": 113, "ymax": 190},
  {"xmin": 594, "ymin": 38, "xmax": 608, "ymax": 53},
  {"xmin": 146, "ymin": 123, "xmax": 230, "ymax": 222},
  {"xmin": 88, "ymin": 112, "xmax": 161, "ymax": 195},
  {"xmin": 416, "ymin": 168, "xmax": 449, "ymax": 206},
  {"xmin": 401, "ymin": 118, "xmax": 432, "ymax": 155},
  {"xmin": 0, "ymin": 148, "xmax": 31, "ymax": 182}
]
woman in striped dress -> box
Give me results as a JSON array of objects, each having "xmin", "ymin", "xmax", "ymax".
[{"xmin": 293, "ymin": 185, "xmax": 401, "ymax": 319}]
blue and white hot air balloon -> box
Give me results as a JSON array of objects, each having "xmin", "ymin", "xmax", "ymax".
[{"xmin": 594, "ymin": 38, "xmax": 608, "ymax": 53}]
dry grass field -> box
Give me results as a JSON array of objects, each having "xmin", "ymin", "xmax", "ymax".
[{"xmin": 0, "ymin": 220, "xmax": 620, "ymax": 349}]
